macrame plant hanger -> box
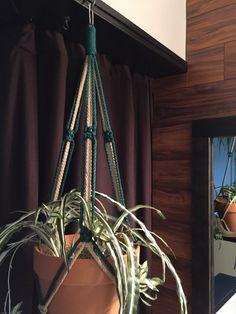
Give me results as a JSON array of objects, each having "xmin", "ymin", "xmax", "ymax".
[{"xmin": 36, "ymin": 2, "xmax": 127, "ymax": 313}]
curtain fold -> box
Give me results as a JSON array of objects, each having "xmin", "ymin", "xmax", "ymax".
[
  {"xmin": 36, "ymin": 28, "xmax": 68, "ymax": 202},
  {"xmin": 0, "ymin": 20, "xmax": 152, "ymax": 314},
  {"xmin": 0, "ymin": 23, "xmax": 39, "ymax": 314}
]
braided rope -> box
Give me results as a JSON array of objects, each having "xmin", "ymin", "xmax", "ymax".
[
  {"xmin": 84, "ymin": 141, "xmax": 93, "ymax": 202},
  {"xmin": 39, "ymin": 242, "xmax": 86, "ymax": 312},
  {"xmin": 53, "ymin": 142, "xmax": 71, "ymax": 201},
  {"xmin": 43, "ymin": 25, "xmax": 125, "ymax": 312},
  {"xmin": 51, "ymin": 57, "xmax": 89, "ymax": 201},
  {"xmin": 69, "ymin": 57, "xmax": 89, "ymax": 130},
  {"xmin": 106, "ymin": 143, "xmax": 123, "ymax": 203},
  {"xmin": 80, "ymin": 59, "xmax": 91, "ymax": 213},
  {"xmin": 96, "ymin": 80, "xmax": 107, "ymax": 129},
  {"xmin": 91, "ymin": 57, "xmax": 98, "ymax": 216},
  {"xmin": 96, "ymin": 79, "xmax": 123, "ymax": 203},
  {"xmin": 95, "ymin": 75, "xmax": 125, "ymax": 206},
  {"xmin": 81, "ymin": 56, "xmax": 98, "ymax": 220},
  {"xmin": 84, "ymin": 60, "xmax": 93, "ymax": 203},
  {"xmin": 86, "ymin": 243, "xmax": 115, "ymax": 282}
]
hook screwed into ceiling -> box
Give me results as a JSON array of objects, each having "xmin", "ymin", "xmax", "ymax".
[{"xmin": 82, "ymin": 0, "xmax": 96, "ymax": 25}]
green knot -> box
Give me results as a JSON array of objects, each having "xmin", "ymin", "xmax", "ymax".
[
  {"xmin": 103, "ymin": 130, "xmax": 113, "ymax": 143},
  {"xmin": 65, "ymin": 129, "xmax": 75, "ymax": 143},
  {"xmin": 86, "ymin": 25, "xmax": 96, "ymax": 55},
  {"xmin": 80, "ymin": 227, "xmax": 93, "ymax": 243},
  {"xmin": 84, "ymin": 127, "xmax": 96, "ymax": 140}
]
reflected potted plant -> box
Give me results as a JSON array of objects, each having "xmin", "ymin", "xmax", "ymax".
[
  {"xmin": 214, "ymin": 137, "xmax": 236, "ymax": 232},
  {"xmin": 215, "ymin": 183, "xmax": 236, "ymax": 232}
]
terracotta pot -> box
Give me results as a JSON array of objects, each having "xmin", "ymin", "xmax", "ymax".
[
  {"xmin": 34, "ymin": 235, "xmax": 119, "ymax": 314},
  {"xmin": 223, "ymin": 205, "xmax": 236, "ymax": 232},
  {"xmin": 215, "ymin": 197, "xmax": 236, "ymax": 231}
]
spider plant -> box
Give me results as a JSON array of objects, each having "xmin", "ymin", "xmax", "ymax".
[
  {"xmin": 219, "ymin": 183, "xmax": 236, "ymax": 203},
  {"xmin": 214, "ymin": 137, "xmax": 236, "ymax": 199},
  {"xmin": 0, "ymin": 189, "xmax": 187, "ymax": 314}
]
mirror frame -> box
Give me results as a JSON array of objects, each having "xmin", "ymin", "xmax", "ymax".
[{"xmin": 192, "ymin": 116, "xmax": 236, "ymax": 314}]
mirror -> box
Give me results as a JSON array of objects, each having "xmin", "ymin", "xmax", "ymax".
[
  {"xmin": 212, "ymin": 137, "xmax": 236, "ymax": 313},
  {"xmin": 192, "ymin": 117, "xmax": 236, "ymax": 314}
]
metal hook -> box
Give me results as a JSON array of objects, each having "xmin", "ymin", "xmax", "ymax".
[
  {"xmin": 88, "ymin": 0, "xmax": 96, "ymax": 25},
  {"xmin": 63, "ymin": 16, "xmax": 71, "ymax": 31}
]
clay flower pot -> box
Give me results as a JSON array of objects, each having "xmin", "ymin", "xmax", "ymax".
[
  {"xmin": 34, "ymin": 235, "xmax": 119, "ymax": 314},
  {"xmin": 215, "ymin": 196, "xmax": 236, "ymax": 232},
  {"xmin": 223, "ymin": 205, "xmax": 236, "ymax": 232}
]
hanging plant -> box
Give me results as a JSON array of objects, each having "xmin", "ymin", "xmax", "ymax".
[
  {"xmin": 0, "ymin": 5, "xmax": 187, "ymax": 313},
  {"xmin": 0, "ymin": 189, "xmax": 187, "ymax": 314}
]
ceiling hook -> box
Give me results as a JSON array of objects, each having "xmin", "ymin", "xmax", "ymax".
[{"xmin": 88, "ymin": 0, "xmax": 96, "ymax": 25}]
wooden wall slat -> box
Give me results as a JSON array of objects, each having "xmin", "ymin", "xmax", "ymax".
[
  {"xmin": 188, "ymin": 4, "xmax": 236, "ymax": 53},
  {"xmin": 152, "ymin": 124, "xmax": 192, "ymax": 160},
  {"xmin": 153, "ymin": 45, "xmax": 224, "ymax": 93},
  {"xmin": 152, "ymin": 188, "xmax": 191, "ymax": 223},
  {"xmin": 153, "ymin": 160, "xmax": 191, "ymax": 189},
  {"xmin": 152, "ymin": 256, "xmax": 192, "ymax": 295},
  {"xmin": 151, "ymin": 1, "xmax": 236, "ymax": 313},
  {"xmin": 152, "ymin": 221, "xmax": 192, "ymax": 261},
  {"xmin": 155, "ymin": 78, "xmax": 236, "ymax": 127},
  {"xmin": 188, "ymin": 0, "xmax": 236, "ymax": 19},
  {"xmin": 225, "ymin": 40, "xmax": 236, "ymax": 79},
  {"xmin": 152, "ymin": 286, "xmax": 192, "ymax": 314},
  {"xmin": 153, "ymin": 73, "xmax": 188, "ymax": 92},
  {"xmin": 188, "ymin": 46, "xmax": 224, "ymax": 86}
]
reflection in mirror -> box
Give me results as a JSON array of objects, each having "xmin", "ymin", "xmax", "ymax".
[
  {"xmin": 192, "ymin": 117, "xmax": 236, "ymax": 314},
  {"xmin": 212, "ymin": 137, "xmax": 236, "ymax": 314}
]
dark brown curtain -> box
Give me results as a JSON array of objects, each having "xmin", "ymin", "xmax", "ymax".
[{"xmin": 0, "ymin": 8, "xmax": 152, "ymax": 314}]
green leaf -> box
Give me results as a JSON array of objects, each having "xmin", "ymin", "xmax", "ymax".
[
  {"xmin": 140, "ymin": 295, "xmax": 152, "ymax": 307},
  {"xmin": 113, "ymin": 204, "xmax": 165, "ymax": 233},
  {"xmin": 0, "ymin": 248, "xmax": 12, "ymax": 266},
  {"xmin": 0, "ymin": 211, "xmax": 35, "ymax": 249},
  {"xmin": 0, "ymin": 235, "xmax": 36, "ymax": 267},
  {"xmin": 94, "ymin": 210, "xmax": 128, "ymax": 312},
  {"xmin": 142, "ymin": 291, "xmax": 158, "ymax": 301},
  {"xmin": 11, "ymin": 302, "xmax": 23, "ymax": 314},
  {"xmin": 0, "ymin": 189, "xmax": 187, "ymax": 314},
  {"xmin": 132, "ymin": 228, "xmax": 175, "ymax": 257},
  {"xmin": 57, "ymin": 193, "xmax": 67, "ymax": 268},
  {"xmin": 106, "ymin": 242, "xmax": 124, "ymax": 314},
  {"xmin": 121, "ymin": 233, "xmax": 139, "ymax": 314}
]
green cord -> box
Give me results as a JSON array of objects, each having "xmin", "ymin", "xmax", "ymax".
[
  {"xmin": 94, "ymin": 58, "xmax": 126, "ymax": 208},
  {"xmin": 80, "ymin": 56, "xmax": 91, "ymax": 229},
  {"xmin": 42, "ymin": 24, "xmax": 131, "ymax": 312}
]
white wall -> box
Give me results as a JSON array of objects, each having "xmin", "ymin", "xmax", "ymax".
[
  {"xmin": 214, "ymin": 240, "xmax": 236, "ymax": 277},
  {"xmin": 214, "ymin": 240, "xmax": 236, "ymax": 314},
  {"xmin": 102, "ymin": 0, "xmax": 186, "ymax": 60},
  {"xmin": 216, "ymin": 294, "xmax": 236, "ymax": 314}
]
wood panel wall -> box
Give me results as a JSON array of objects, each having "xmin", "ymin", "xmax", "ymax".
[{"xmin": 151, "ymin": 1, "xmax": 236, "ymax": 313}]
